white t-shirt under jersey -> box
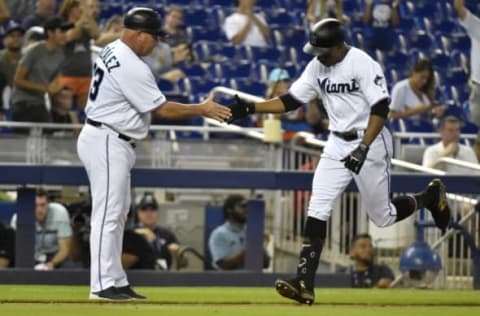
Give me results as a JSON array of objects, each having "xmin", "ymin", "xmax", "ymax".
[
  {"xmin": 289, "ymin": 47, "xmax": 389, "ymax": 132},
  {"xmin": 459, "ymin": 9, "xmax": 480, "ymax": 83},
  {"xmin": 224, "ymin": 12, "xmax": 268, "ymax": 47},
  {"xmin": 85, "ymin": 39, "xmax": 167, "ymax": 140}
]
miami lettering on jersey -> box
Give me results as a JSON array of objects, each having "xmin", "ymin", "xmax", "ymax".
[{"xmin": 318, "ymin": 77, "xmax": 360, "ymax": 94}]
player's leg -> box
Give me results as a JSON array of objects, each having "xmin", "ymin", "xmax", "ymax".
[
  {"xmin": 276, "ymin": 141, "xmax": 353, "ymax": 304},
  {"xmin": 96, "ymin": 137, "xmax": 135, "ymax": 292},
  {"xmin": 355, "ymin": 128, "xmax": 451, "ymax": 230},
  {"xmin": 77, "ymin": 126, "xmax": 131, "ymax": 300}
]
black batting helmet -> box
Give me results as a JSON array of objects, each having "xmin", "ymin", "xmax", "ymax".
[
  {"xmin": 124, "ymin": 7, "xmax": 166, "ymax": 37},
  {"xmin": 303, "ymin": 18, "xmax": 346, "ymax": 56}
]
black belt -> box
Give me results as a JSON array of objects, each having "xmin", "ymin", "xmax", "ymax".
[
  {"xmin": 332, "ymin": 130, "xmax": 361, "ymax": 141},
  {"xmin": 86, "ymin": 118, "xmax": 136, "ymax": 147}
]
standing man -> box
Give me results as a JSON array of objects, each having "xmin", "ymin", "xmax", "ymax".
[
  {"xmin": 11, "ymin": 16, "xmax": 71, "ymax": 124},
  {"xmin": 224, "ymin": 0, "xmax": 270, "ymax": 47},
  {"xmin": 228, "ymin": 19, "xmax": 451, "ymax": 305},
  {"xmin": 77, "ymin": 7, "xmax": 230, "ymax": 301},
  {"xmin": 454, "ymin": 0, "xmax": 480, "ymax": 133}
]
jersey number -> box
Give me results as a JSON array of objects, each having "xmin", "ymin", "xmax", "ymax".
[{"xmin": 89, "ymin": 64, "xmax": 104, "ymax": 101}]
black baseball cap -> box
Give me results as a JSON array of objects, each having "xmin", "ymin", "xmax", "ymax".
[
  {"xmin": 223, "ymin": 194, "xmax": 247, "ymax": 212},
  {"xmin": 138, "ymin": 194, "xmax": 158, "ymax": 210},
  {"xmin": 3, "ymin": 20, "xmax": 25, "ymax": 36},
  {"xmin": 44, "ymin": 16, "xmax": 74, "ymax": 33}
]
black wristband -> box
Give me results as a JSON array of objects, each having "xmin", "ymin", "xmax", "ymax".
[{"xmin": 279, "ymin": 93, "xmax": 303, "ymax": 112}]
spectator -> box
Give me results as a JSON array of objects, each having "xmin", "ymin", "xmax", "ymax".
[
  {"xmin": 0, "ymin": 0, "xmax": 10, "ymax": 24},
  {"xmin": 363, "ymin": 0, "xmax": 400, "ymax": 52},
  {"xmin": 0, "ymin": 20, "xmax": 24, "ymax": 117},
  {"xmin": 122, "ymin": 194, "xmax": 182, "ymax": 270},
  {"xmin": 22, "ymin": 0, "xmax": 56, "ymax": 30},
  {"xmin": 11, "ymin": 16, "xmax": 72, "ymax": 123},
  {"xmin": 307, "ymin": 0, "xmax": 348, "ymax": 28},
  {"xmin": 0, "ymin": 221, "xmax": 14, "ymax": 268},
  {"xmin": 267, "ymin": 68, "xmax": 304, "ymax": 121},
  {"xmin": 0, "ymin": 21, "xmax": 24, "ymax": 87},
  {"xmin": 59, "ymin": 0, "xmax": 99, "ymax": 110},
  {"xmin": 86, "ymin": 0, "xmax": 100, "ymax": 21},
  {"xmin": 163, "ymin": 6, "xmax": 191, "ymax": 48},
  {"xmin": 143, "ymin": 42, "xmax": 189, "ymax": 83},
  {"xmin": 208, "ymin": 194, "xmax": 270, "ymax": 270},
  {"xmin": 94, "ymin": 15, "xmax": 123, "ymax": 47},
  {"xmin": 349, "ymin": 233, "xmax": 394, "ymax": 288},
  {"xmin": 224, "ymin": 0, "xmax": 270, "ymax": 47},
  {"xmin": 5, "ymin": 0, "xmax": 34, "ymax": 21},
  {"xmin": 50, "ymin": 86, "xmax": 79, "ymax": 126},
  {"xmin": 389, "ymin": 59, "xmax": 445, "ymax": 120},
  {"xmin": 10, "ymin": 188, "xmax": 72, "ymax": 270},
  {"xmin": 422, "ymin": 116, "xmax": 478, "ymax": 173},
  {"xmin": 454, "ymin": 0, "xmax": 480, "ymax": 131}
]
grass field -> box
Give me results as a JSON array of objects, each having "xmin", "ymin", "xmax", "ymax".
[{"xmin": 0, "ymin": 285, "xmax": 479, "ymax": 316}]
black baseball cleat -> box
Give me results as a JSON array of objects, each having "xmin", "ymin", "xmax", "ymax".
[
  {"xmin": 89, "ymin": 286, "xmax": 131, "ymax": 301},
  {"xmin": 419, "ymin": 179, "xmax": 452, "ymax": 232},
  {"xmin": 116, "ymin": 285, "xmax": 147, "ymax": 299},
  {"xmin": 275, "ymin": 278, "xmax": 314, "ymax": 305}
]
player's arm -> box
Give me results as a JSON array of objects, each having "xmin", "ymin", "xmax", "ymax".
[
  {"xmin": 251, "ymin": 14, "xmax": 270, "ymax": 40},
  {"xmin": 363, "ymin": 0, "xmax": 374, "ymax": 25},
  {"xmin": 46, "ymin": 237, "xmax": 71, "ymax": 269},
  {"xmin": 454, "ymin": 0, "xmax": 467, "ymax": 20},
  {"xmin": 154, "ymin": 94, "xmax": 231, "ymax": 122},
  {"xmin": 14, "ymin": 64, "xmax": 63, "ymax": 95},
  {"xmin": 216, "ymin": 249, "xmax": 245, "ymax": 270},
  {"xmin": 361, "ymin": 98, "xmax": 390, "ymax": 146},
  {"xmin": 228, "ymin": 93, "xmax": 302, "ymax": 122}
]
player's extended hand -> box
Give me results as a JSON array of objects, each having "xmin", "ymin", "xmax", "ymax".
[
  {"xmin": 227, "ymin": 95, "xmax": 256, "ymax": 123},
  {"xmin": 201, "ymin": 93, "xmax": 232, "ymax": 122},
  {"xmin": 341, "ymin": 143, "xmax": 369, "ymax": 174}
]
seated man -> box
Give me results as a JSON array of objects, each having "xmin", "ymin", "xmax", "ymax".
[
  {"xmin": 0, "ymin": 221, "xmax": 15, "ymax": 268},
  {"xmin": 208, "ymin": 194, "xmax": 270, "ymax": 270},
  {"xmin": 122, "ymin": 194, "xmax": 182, "ymax": 270},
  {"xmin": 349, "ymin": 233, "xmax": 394, "ymax": 288},
  {"xmin": 10, "ymin": 188, "xmax": 72, "ymax": 269},
  {"xmin": 423, "ymin": 116, "xmax": 478, "ymax": 173}
]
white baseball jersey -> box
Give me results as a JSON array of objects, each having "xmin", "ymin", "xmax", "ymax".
[
  {"xmin": 84, "ymin": 39, "xmax": 167, "ymax": 140},
  {"xmin": 289, "ymin": 47, "xmax": 389, "ymax": 132}
]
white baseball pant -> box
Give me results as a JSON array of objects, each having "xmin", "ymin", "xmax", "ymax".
[
  {"xmin": 77, "ymin": 123, "xmax": 135, "ymax": 292},
  {"xmin": 308, "ymin": 127, "xmax": 397, "ymax": 227}
]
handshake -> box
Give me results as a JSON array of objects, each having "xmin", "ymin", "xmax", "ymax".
[{"xmin": 226, "ymin": 95, "xmax": 256, "ymax": 124}]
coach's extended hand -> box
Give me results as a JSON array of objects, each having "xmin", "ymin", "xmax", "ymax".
[
  {"xmin": 227, "ymin": 95, "xmax": 256, "ymax": 123},
  {"xmin": 341, "ymin": 143, "xmax": 369, "ymax": 174}
]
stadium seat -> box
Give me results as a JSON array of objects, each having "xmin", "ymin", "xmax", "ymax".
[
  {"xmin": 183, "ymin": 8, "xmax": 211, "ymax": 27},
  {"xmin": 188, "ymin": 26, "xmax": 224, "ymax": 42},
  {"xmin": 215, "ymin": 62, "xmax": 252, "ymax": 79},
  {"xmin": 233, "ymin": 79, "xmax": 267, "ymax": 97},
  {"xmin": 409, "ymin": 31, "xmax": 433, "ymax": 53},
  {"xmin": 431, "ymin": 49, "xmax": 451, "ymax": 72},
  {"xmin": 450, "ymin": 33, "xmax": 471, "ymax": 52},
  {"xmin": 404, "ymin": 118, "xmax": 435, "ymax": 133},
  {"xmin": 268, "ymin": 9, "xmax": 292, "ymax": 28},
  {"xmin": 180, "ymin": 63, "xmax": 208, "ymax": 78},
  {"xmin": 157, "ymin": 78, "xmax": 176, "ymax": 93}
]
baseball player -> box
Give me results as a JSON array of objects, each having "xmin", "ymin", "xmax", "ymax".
[
  {"xmin": 229, "ymin": 19, "xmax": 451, "ymax": 305},
  {"xmin": 77, "ymin": 7, "xmax": 230, "ymax": 300}
]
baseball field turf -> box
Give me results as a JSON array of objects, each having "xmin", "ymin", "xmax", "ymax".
[{"xmin": 0, "ymin": 285, "xmax": 479, "ymax": 316}]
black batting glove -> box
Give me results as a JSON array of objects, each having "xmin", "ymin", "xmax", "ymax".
[
  {"xmin": 341, "ymin": 143, "xmax": 369, "ymax": 174},
  {"xmin": 227, "ymin": 95, "xmax": 255, "ymax": 123}
]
